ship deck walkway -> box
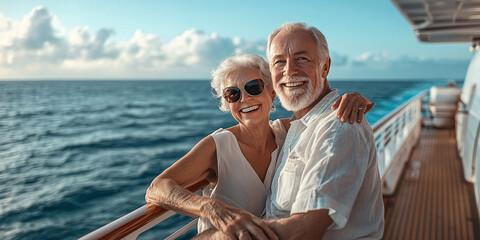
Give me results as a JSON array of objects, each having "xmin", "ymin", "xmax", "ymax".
[{"xmin": 383, "ymin": 127, "xmax": 480, "ymax": 240}]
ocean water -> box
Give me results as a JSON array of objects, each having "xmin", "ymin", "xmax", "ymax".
[{"xmin": 0, "ymin": 79, "xmax": 458, "ymax": 240}]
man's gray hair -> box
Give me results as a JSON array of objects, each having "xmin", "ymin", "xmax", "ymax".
[
  {"xmin": 266, "ymin": 22, "xmax": 329, "ymax": 65},
  {"xmin": 211, "ymin": 53, "xmax": 272, "ymax": 112}
]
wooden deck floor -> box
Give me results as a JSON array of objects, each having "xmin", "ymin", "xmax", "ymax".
[{"xmin": 383, "ymin": 127, "xmax": 480, "ymax": 240}]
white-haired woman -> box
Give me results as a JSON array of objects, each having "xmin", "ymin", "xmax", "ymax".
[{"xmin": 145, "ymin": 53, "xmax": 373, "ymax": 240}]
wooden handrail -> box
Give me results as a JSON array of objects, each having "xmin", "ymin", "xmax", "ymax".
[{"xmin": 80, "ymin": 179, "xmax": 209, "ymax": 240}]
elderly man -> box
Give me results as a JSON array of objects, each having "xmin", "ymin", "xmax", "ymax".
[{"xmin": 263, "ymin": 22, "xmax": 384, "ymax": 239}]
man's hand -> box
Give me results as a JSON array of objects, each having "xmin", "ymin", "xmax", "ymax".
[
  {"xmin": 193, "ymin": 229, "xmax": 235, "ymax": 240},
  {"xmin": 200, "ymin": 200, "xmax": 279, "ymax": 240},
  {"xmin": 332, "ymin": 92, "xmax": 375, "ymax": 123},
  {"xmin": 266, "ymin": 209, "xmax": 332, "ymax": 239}
]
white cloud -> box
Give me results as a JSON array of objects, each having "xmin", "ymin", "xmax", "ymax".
[
  {"xmin": 0, "ymin": 6, "xmax": 67, "ymax": 67},
  {"xmin": 0, "ymin": 6, "xmax": 266, "ymax": 79},
  {"xmin": 352, "ymin": 51, "xmax": 388, "ymax": 67},
  {"xmin": 162, "ymin": 29, "xmax": 234, "ymax": 67},
  {"xmin": 0, "ymin": 6, "xmax": 471, "ymax": 80}
]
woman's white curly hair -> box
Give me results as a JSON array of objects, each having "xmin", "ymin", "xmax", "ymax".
[{"xmin": 211, "ymin": 53, "xmax": 272, "ymax": 112}]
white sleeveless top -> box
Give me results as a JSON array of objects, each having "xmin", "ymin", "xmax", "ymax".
[{"xmin": 197, "ymin": 119, "xmax": 287, "ymax": 233}]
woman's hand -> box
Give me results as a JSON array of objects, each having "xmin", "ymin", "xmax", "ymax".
[
  {"xmin": 331, "ymin": 92, "xmax": 375, "ymax": 123},
  {"xmin": 200, "ymin": 199, "xmax": 279, "ymax": 240}
]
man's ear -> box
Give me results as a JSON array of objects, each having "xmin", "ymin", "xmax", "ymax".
[{"xmin": 321, "ymin": 57, "xmax": 331, "ymax": 78}]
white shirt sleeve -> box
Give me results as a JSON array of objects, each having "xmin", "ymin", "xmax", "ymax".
[{"xmin": 290, "ymin": 120, "xmax": 372, "ymax": 230}]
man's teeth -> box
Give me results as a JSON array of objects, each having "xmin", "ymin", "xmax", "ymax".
[
  {"xmin": 285, "ymin": 82, "xmax": 303, "ymax": 87},
  {"xmin": 241, "ymin": 105, "xmax": 260, "ymax": 113}
]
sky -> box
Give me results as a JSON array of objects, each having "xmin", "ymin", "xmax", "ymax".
[{"xmin": 0, "ymin": 0, "xmax": 475, "ymax": 80}]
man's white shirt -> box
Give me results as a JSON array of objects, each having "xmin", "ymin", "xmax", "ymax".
[{"xmin": 266, "ymin": 89, "xmax": 384, "ymax": 239}]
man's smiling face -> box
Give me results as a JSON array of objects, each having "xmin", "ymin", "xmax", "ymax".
[{"xmin": 269, "ymin": 29, "xmax": 327, "ymax": 112}]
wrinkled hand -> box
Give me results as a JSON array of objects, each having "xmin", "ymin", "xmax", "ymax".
[
  {"xmin": 201, "ymin": 200, "xmax": 278, "ymax": 240},
  {"xmin": 331, "ymin": 92, "xmax": 374, "ymax": 123},
  {"xmin": 265, "ymin": 219, "xmax": 289, "ymax": 239},
  {"xmin": 192, "ymin": 228, "xmax": 236, "ymax": 240},
  {"xmin": 145, "ymin": 185, "xmax": 167, "ymax": 209}
]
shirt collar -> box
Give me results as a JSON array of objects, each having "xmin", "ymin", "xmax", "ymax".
[{"xmin": 296, "ymin": 89, "xmax": 339, "ymax": 125}]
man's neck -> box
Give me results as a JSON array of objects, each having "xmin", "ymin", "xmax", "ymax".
[{"xmin": 293, "ymin": 88, "xmax": 332, "ymax": 120}]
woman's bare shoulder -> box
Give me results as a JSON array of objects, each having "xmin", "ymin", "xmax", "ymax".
[
  {"xmin": 225, "ymin": 125, "xmax": 240, "ymax": 135},
  {"xmin": 195, "ymin": 134, "xmax": 216, "ymax": 151}
]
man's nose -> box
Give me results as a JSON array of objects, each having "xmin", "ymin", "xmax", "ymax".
[{"xmin": 284, "ymin": 60, "xmax": 297, "ymax": 77}]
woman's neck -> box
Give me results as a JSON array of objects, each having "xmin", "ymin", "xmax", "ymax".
[{"xmin": 235, "ymin": 121, "xmax": 275, "ymax": 151}]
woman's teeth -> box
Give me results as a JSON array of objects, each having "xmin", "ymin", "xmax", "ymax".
[{"xmin": 241, "ymin": 105, "xmax": 260, "ymax": 113}]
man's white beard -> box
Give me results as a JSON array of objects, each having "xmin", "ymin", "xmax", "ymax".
[{"xmin": 275, "ymin": 75, "xmax": 324, "ymax": 112}]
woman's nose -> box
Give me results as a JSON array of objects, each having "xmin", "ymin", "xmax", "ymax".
[{"xmin": 240, "ymin": 89, "xmax": 253, "ymax": 102}]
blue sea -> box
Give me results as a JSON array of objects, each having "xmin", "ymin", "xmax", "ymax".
[{"xmin": 0, "ymin": 79, "xmax": 460, "ymax": 239}]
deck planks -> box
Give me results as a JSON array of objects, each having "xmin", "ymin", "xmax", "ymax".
[{"xmin": 383, "ymin": 127, "xmax": 480, "ymax": 240}]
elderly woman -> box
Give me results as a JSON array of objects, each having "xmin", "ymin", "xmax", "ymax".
[{"xmin": 145, "ymin": 53, "xmax": 372, "ymax": 240}]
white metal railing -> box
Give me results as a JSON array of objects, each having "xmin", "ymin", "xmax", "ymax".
[
  {"xmin": 80, "ymin": 91, "xmax": 428, "ymax": 239},
  {"xmin": 372, "ymin": 91, "xmax": 426, "ymax": 195}
]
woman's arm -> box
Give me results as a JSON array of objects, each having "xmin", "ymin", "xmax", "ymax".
[
  {"xmin": 145, "ymin": 135, "xmax": 278, "ymax": 240},
  {"xmin": 145, "ymin": 135, "xmax": 218, "ymax": 217},
  {"xmin": 331, "ymin": 92, "xmax": 374, "ymax": 123}
]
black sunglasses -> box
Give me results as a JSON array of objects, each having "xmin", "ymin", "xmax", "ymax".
[{"xmin": 223, "ymin": 79, "xmax": 266, "ymax": 103}]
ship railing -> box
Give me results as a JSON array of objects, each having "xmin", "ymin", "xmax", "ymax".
[
  {"xmin": 79, "ymin": 177, "xmax": 209, "ymax": 240},
  {"xmin": 80, "ymin": 90, "xmax": 428, "ymax": 239},
  {"xmin": 372, "ymin": 90, "xmax": 427, "ymax": 195}
]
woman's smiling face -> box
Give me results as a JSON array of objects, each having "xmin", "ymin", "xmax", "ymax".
[{"xmin": 225, "ymin": 67, "xmax": 275, "ymax": 127}]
